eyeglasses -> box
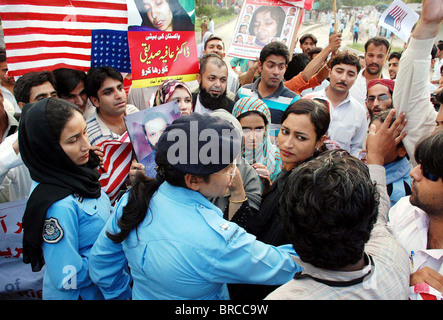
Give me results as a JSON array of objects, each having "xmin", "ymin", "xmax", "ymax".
[
  {"xmin": 366, "ymin": 94, "xmax": 390, "ymax": 103},
  {"xmin": 422, "ymin": 166, "xmax": 439, "ymax": 181},
  {"xmin": 214, "ymin": 160, "xmax": 237, "ymax": 180}
]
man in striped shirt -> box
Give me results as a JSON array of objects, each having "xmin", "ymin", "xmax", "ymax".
[
  {"xmin": 84, "ymin": 66, "xmax": 138, "ymax": 203},
  {"xmin": 85, "ymin": 66, "xmax": 138, "ymax": 146},
  {"xmin": 235, "ymin": 42, "xmax": 299, "ymax": 129}
]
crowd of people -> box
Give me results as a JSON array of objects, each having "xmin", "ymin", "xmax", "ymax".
[{"xmin": 1, "ymin": 0, "xmax": 443, "ymax": 300}]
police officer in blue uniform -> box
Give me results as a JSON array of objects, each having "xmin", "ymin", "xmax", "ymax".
[
  {"xmin": 19, "ymin": 97, "xmax": 112, "ymax": 299},
  {"xmin": 89, "ymin": 113, "xmax": 301, "ymax": 299}
]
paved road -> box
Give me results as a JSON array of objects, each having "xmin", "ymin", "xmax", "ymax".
[
  {"xmin": 205, "ymin": 15, "xmax": 443, "ymax": 60},
  {"xmin": 196, "ymin": 14, "xmax": 443, "ymax": 79}
]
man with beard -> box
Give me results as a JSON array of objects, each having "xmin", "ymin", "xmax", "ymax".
[
  {"xmin": 236, "ymin": 41, "xmax": 299, "ymax": 126},
  {"xmin": 304, "ymin": 51, "xmax": 367, "ymax": 157},
  {"xmin": 349, "ymin": 37, "xmax": 390, "ymax": 107},
  {"xmin": 193, "ymin": 53, "xmax": 235, "ymax": 114},
  {"xmin": 366, "ymin": 79, "xmax": 395, "ymax": 121}
]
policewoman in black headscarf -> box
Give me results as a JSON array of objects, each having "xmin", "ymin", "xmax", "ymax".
[{"xmin": 18, "ymin": 97, "xmax": 111, "ymax": 300}]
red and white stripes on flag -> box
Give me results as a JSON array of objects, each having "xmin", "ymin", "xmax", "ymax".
[
  {"xmin": 97, "ymin": 132, "xmax": 132, "ymax": 204},
  {"xmin": 0, "ymin": 0, "xmax": 128, "ymax": 77},
  {"xmin": 378, "ymin": 0, "xmax": 419, "ymax": 43},
  {"xmin": 387, "ymin": 5, "xmax": 408, "ymax": 31}
]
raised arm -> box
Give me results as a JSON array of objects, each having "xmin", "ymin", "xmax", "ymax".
[
  {"xmin": 393, "ymin": 0, "xmax": 441, "ymax": 167},
  {"xmin": 300, "ymin": 32, "xmax": 342, "ymax": 82}
]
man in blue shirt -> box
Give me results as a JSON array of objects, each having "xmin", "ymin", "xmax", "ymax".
[{"xmin": 235, "ymin": 41, "xmax": 299, "ymax": 128}]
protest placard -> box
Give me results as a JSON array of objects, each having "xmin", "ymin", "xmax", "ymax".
[
  {"xmin": 124, "ymin": 101, "xmax": 181, "ymax": 177},
  {"xmin": 227, "ymin": 0, "xmax": 302, "ymax": 61},
  {"xmin": 0, "ymin": 199, "xmax": 44, "ymax": 299},
  {"xmin": 128, "ymin": 31, "xmax": 199, "ymax": 88}
]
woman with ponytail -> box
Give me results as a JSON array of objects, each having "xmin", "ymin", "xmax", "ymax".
[{"xmin": 90, "ymin": 113, "xmax": 302, "ymax": 300}]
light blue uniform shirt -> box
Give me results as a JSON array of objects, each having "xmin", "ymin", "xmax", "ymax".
[
  {"xmin": 30, "ymin": 182, "xmax": 111, "ymax": 300},
  {"xmin": 91, "ymin": 182, "xmax": 301, "ymax": 300}
]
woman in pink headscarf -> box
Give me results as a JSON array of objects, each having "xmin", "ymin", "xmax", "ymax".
[{"xmin": 153, "ymin": 79, "xmax": 193, "ymax": 115}]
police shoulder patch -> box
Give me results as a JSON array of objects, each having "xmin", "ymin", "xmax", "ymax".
[{"xmin": 43, "ymin": 217, "xmax": 64, "ymax": 243}]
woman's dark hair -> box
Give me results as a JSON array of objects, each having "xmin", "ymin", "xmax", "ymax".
[
  {"xmin": 46, "ymin": 98, "xmax": 82, "ymax": 141},
  {"xmin": 134, "ymin": 0, "xmax": 194, "ymax": 31},
  {"xmin": 236, "ymin": 110, "xmax": 268, "ymax": 126},
  {"xmin": 280, "ymin": 149, "xmax": 379, "ymax": 270},
  {"xmin": 281, "ymin": 99, "xmax": 330, "ymax": 142},
  {"xmin": 107, "ymin": 152, "xmax": 210, "ymax": 243}
]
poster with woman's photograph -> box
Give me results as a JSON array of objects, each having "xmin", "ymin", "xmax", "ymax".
[
  {"xmin": 124, "ymin": 101, "xmax": 181, "ymax": 177},
  {"xmin": 227, "ymin": 0, "xmax": 302, "ymax": 60},
  {"xmin": 127, "ymin": 0, "xmax": 195, "ymax": 31}
]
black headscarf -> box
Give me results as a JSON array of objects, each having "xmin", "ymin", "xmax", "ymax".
[{"xmin": 18, "ymin": 98, "xmax": 102, "ymax": 272}]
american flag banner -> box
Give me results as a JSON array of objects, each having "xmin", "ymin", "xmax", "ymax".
[
  {"xmin": 379, "ymin": 0, "xmax": 419, "ymax": 43},
  {"xmin": 0, "ymin": 0, "xmax": 129, "ymax": 77},
  {"xmin": 97, "ymin": 132, "xmax": 133, "ymax": 204}
]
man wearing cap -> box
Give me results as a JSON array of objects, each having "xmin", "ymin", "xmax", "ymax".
[
  {"xmin": 366, "ymin": 78, "xmax": 395, "ymax": 121},
  {"xmin": 89, "ymin": 113, "xmax": 302, "ymax": 300}
]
